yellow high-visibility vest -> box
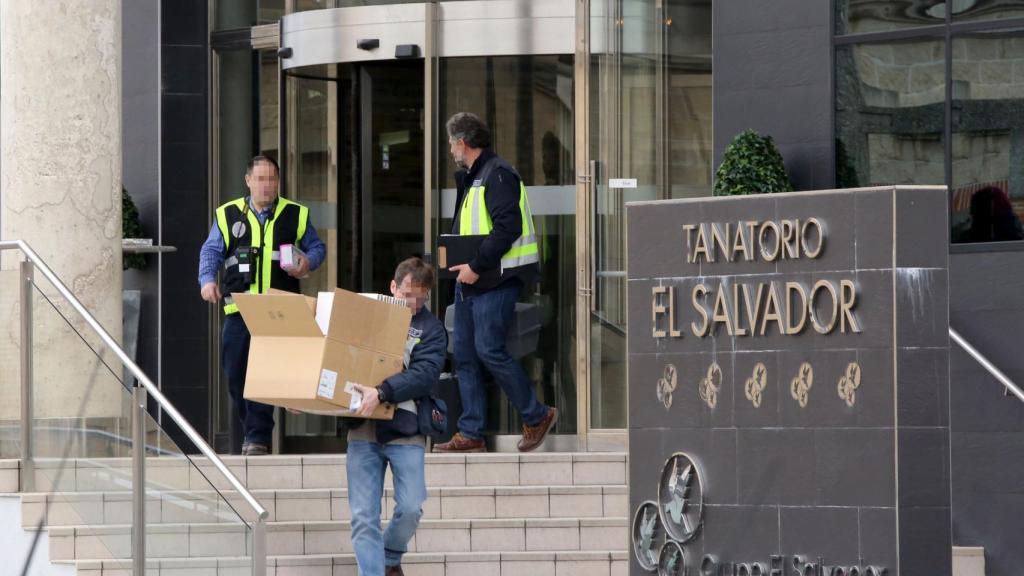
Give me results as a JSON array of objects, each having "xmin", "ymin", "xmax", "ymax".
[
  {"xmin": 215, "ymin": 196, "xmax": 308, "ymax": 314},
  {"xmin": 457, "ymin": 160, "xmax": 539, "ymax": 272}
]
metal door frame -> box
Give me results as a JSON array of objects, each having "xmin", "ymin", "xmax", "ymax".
[{"xmin": 272, "ymin": 0, "xmax": 624, "ymax": 451}]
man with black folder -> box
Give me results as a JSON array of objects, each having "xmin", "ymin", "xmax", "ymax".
[{"xmin": 433, "ymin": 112, "xmax": 558, "ymax": 453}]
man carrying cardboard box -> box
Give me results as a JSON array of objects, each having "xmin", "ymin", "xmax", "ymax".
[
  {"xmin": 341, "ymin": 258, "xmax": 446, "ymax": 576},
  {"xmin": 198, "ymin": 154, "xmax": 326, "ymax": 456}
]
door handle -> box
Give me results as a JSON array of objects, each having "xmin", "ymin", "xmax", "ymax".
[{"xmin": 589, "ymin": 160, "xmax": 598, "ymax": 313}]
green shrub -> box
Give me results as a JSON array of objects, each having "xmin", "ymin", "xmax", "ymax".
[
  {"xmin": 835, "ymin": 138, "xmax": 860, "ymax": 189},
  {"xmin": 122, "ymin": 188, "xmax": 146, "ymax": 271},
  {"xmin": 713, "ymin": 129, "xmax": 793, "ymax": 196}
]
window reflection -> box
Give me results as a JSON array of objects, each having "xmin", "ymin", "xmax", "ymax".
[
  {"xmin": 953, "ymin": 0, "xmax": 1024, "ymax": 24},
  {"xmin": 836, "ymin": 0, "xmax": 945, "ymax": 35},
  {"xmin": 291, "ymin": 0, "xmax": 423, "ymax": 11},
  {"xmin": 589, "ymin": 0, "xmax": 712, "ymax": 430},
  {"xmin": 437, "ymin": 56, "xmax": 578, "ymax": 436},
  {"xmin": 951, "ymin": 31, "xmax": 1024, "ymax": 243},
  {"xmin": 258, "ymin": 0, "xmax": 284, "ymax": 24},
  {"xmin": 835, "ymin": 41, "xmax": 946, "ymax": 188}
]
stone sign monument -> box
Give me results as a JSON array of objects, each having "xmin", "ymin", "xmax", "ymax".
[{"xmin": 627, "ymin": 186, "xmax": 951, "ymax": 575}]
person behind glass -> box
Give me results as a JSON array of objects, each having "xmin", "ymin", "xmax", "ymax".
[
  {"xmin": 966, "ymin": 185, "xmax": 1024, "ymax": 243},
  {"xmin": 433, "ymin": 112, "xmax": 558, "ymax": 454},
  {"xmin": 197, "ymin": 154, "xmax": 325, "ymax": 456},
  {"xmin": 343, "ymin": 257, "xmax": 447, "ymax": 576}
]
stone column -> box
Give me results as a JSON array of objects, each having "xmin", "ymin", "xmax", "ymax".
[{"xmin": 1, "ymin": 1, "xmax": 124, "ymax": 427}]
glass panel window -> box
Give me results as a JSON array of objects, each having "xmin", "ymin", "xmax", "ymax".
[
  {"xmin": 260, "ymin": 51, "xmax": 279, "ymax": 159},
  {"xmin": 291, "ymin": 0, "xmax": 423, "ymax": 12},
  {"xmin": 285, "ymin": 73, "xmax": 335, "ymax": 294},
  {"xmin": 835, "ymin": 41, "xmax": 946, "ymax": 188},
  {"xmin": 213, "ymin": 48, "xmax": 256, "ymax": 445},
  {"xmin": 588, "ymin": 0, "xmax": 711, "ymax": 430},
  {"xmin": 951, "ymin": 30, "xmax": 1024, "ymax": 243},
  {"xmin": 259, "ymin": 0, "xmax": 285, "ymax": 24},
  {"xmin": 666, "ymin": 0, "xmax": 712, "ymax": 199},
  {"xmin": 836, "ymin": 0, "xmax": 945, "ymax": 36},
  {"xmin": 953, "ymin": 0, "xmax": 1024, "ymax": 24},
  {"xmin": 215, "ymin": 0, "xmax": 257, "ymax": 29},
  {"xmin": 436, "ymin": 55, "xmax": 577, "ymax": 436}
]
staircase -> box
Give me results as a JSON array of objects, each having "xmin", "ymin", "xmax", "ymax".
[{"xmin": 2, "ymin": 452, "xmax": 629, "ymax": 576}]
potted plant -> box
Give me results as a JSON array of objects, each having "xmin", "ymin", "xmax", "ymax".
[{"xmin": 713, "ymin": 129, "xmax": 793, "ymax": 196}]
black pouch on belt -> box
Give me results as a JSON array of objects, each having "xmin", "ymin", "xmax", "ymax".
[{"xmin": 237, "ymin": 246, "xmax": 258, "ymax": 285}]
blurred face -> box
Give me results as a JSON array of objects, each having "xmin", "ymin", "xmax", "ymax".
[
  {"xmin": 244, "ymin": 161, "xmax": 279, "ymax": 209},
  {"xmin": 391, "ymin": 274, "xmax": 429, "ymax": 314},
  {"xmin": 448, "ymin": 136, "xmax": 467, "ymax": 169}
]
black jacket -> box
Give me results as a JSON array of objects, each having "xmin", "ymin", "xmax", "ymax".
[
  {"xmin": 452, "ymin": 148, "xmax": 538, "ymax": 293},
  {"xmin": 343, "ymin": 306, "xmax": 447, "ymax": 443}
]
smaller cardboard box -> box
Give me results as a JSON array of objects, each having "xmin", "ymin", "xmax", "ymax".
[
  {"xmin": 279, "ymin": 244, "xmax": 306, "ymax": 271},
  {"xmin": 233, "ymin": 288, "xmax": 412, "ymax": 420}
]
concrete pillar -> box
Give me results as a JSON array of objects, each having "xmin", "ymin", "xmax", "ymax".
[{"xmin": 1, "ymin": 1, "xmax": 124, "ymax": 427}]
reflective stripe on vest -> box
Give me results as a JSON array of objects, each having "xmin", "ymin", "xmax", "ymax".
[
  {"xmin": 217, "ymin": 199, "xmax": 262, "ymax": 314},
  {"xmin": 216, "ymin": 198, "xmax": 308, "ymax": 314},
  {"xmin": 458, "ymin": 180, "xmax": 540, "ymax": 271}
]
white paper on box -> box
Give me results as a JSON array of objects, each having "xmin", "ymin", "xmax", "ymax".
[
  {"xmin": 315, "ymin": 291, "xmax": 335, "ymax": 335},
  {"xmin": 317, "ymin": 369, "xmax": 338, "ymax": 399},
  {"xmin": 360, "ymin": 293, "xmax": 407, "ymax": 307},
  {"xmin": 344, "ymin": 381, "xmax": 362, "ymax": 411}
]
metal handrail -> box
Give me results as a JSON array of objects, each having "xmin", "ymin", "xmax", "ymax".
[
  {"xmin": 949, "ymin": 327, "xmax": 1024, "ymax": 404},
  {"xmin": 1, "ymin": 239, "xmax": 267, "ymax": 576}
]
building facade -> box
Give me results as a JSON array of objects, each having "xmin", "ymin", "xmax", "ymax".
[{"xmin": 120, "ymin": 0, "xmax": 1024, "ymax": 456}]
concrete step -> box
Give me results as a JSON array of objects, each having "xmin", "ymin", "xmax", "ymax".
[
  {"xmin": 0, "ymin": 458, "xmax": 18, "ymax": 492},
  {"xmin": 47, "ymin": 517, "xmax": 628, "ymax": 561},
  {"xmin": 74, "ymin": 550, "xmax": 630, "ymax": 576},
  {"xmin": 953, "ymin": 546, "xmax": 984, "ymax": 576},
  {"xmin": 21, "ymin": 484, "xmax": 627, "ymax": 527},
  {"xmin": 3, "ymin": 453, "xmax": 627, "ymax": 494}
]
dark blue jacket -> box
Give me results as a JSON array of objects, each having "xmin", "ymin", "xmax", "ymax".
[
  {"xmin": 452, "ymin": 148, "xmax": 538, "ymax": 293},
  {"xmin": 345, "ymin": 306, "xmax": 447, "ymax": 443}
]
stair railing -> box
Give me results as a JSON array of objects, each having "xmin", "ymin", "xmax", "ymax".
[
  {"xmin": 1, "ymin": 239, "xmax": 268, "ymax": 576},
  {"xmin": 949, "ymin": 328, "xmax": 1024, "ymax": 404}
]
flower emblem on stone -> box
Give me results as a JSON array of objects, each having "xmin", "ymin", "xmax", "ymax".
[
  {"xmin": 698, "ymin": 362, "xmax": 722, "ymax": 409},
  {"xmin": 837, "ymin": 362, "xmax": 861, "ymax": 407},
  {"xmin": 790, "ymin": 362, "xmax": 813, "ymax": 408},
  {"xmin": 656, "ymin": 363, "xmax": 678, "ymax": 410},
  {"xmin": 744, "ymin": 362, "xmax": 768, "ymax": 408}
]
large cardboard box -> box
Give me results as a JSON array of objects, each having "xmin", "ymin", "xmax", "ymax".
[{"xmin": 232, "ymin": 288, "xmax": 411, "ymax": 420}]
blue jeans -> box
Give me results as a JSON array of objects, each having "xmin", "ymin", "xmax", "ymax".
[
  {"xmin": 347, "ymin": 440, "xmax": 427, "ymax": 574},
  {"xmin": 453, "ymin": 281, "xmax": 547, "ymax": 440},
  {"xmin": 222, "ymin": 313, "xmax": 275, "ymax": 448}
]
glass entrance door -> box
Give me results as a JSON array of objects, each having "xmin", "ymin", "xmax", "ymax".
[
  {"xmin": 280, "ymin": 60, "xmax": 425, "ymax": 452},
  {"xmin": 274, "ymin": 1, "xmax": 580, "ymax": 451},
  {"xmin": 359, "ymin": 62, "xmax": 426, "ymax": 293},
  {"xmin": 582, "ymin": 0, "xmax": 712, "ymax": 445},
  {"xmin": 433, "ymin": 55, "xmax": 578, "ymax": 444}
]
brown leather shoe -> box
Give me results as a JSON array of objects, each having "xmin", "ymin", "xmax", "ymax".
[
  {"xmin": 518, "ymin": 407, "xmax": 558, "ymax": 452},
  {"xmin": 385, "ymin": 565, "xmax": 405, "ymax": 576},
  {"xmin": 432, "ymin": 432, "xmax": 486, "ymax": 453}
]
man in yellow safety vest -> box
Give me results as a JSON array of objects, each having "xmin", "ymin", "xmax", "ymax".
[
  {"xmin": 198, "ymin": 155, "xmax": 325, "ymax": 455},
  {"xmin": 433, "ymin": 112, "xmax": 557, "ymax": 453}
]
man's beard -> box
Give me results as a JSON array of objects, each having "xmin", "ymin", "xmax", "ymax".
[{"xmin": 453, "ymin": 154, "xmax": 467, "ymax": 169}]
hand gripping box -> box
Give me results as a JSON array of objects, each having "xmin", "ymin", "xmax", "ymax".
[{"xmin": 232, "ymin": 288, "xmax": 412, "ymax": 420}]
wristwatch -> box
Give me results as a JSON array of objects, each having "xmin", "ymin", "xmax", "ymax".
[{"xmin": 377, "ymin": 387, "xmax": 388, "ymax": 404}]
